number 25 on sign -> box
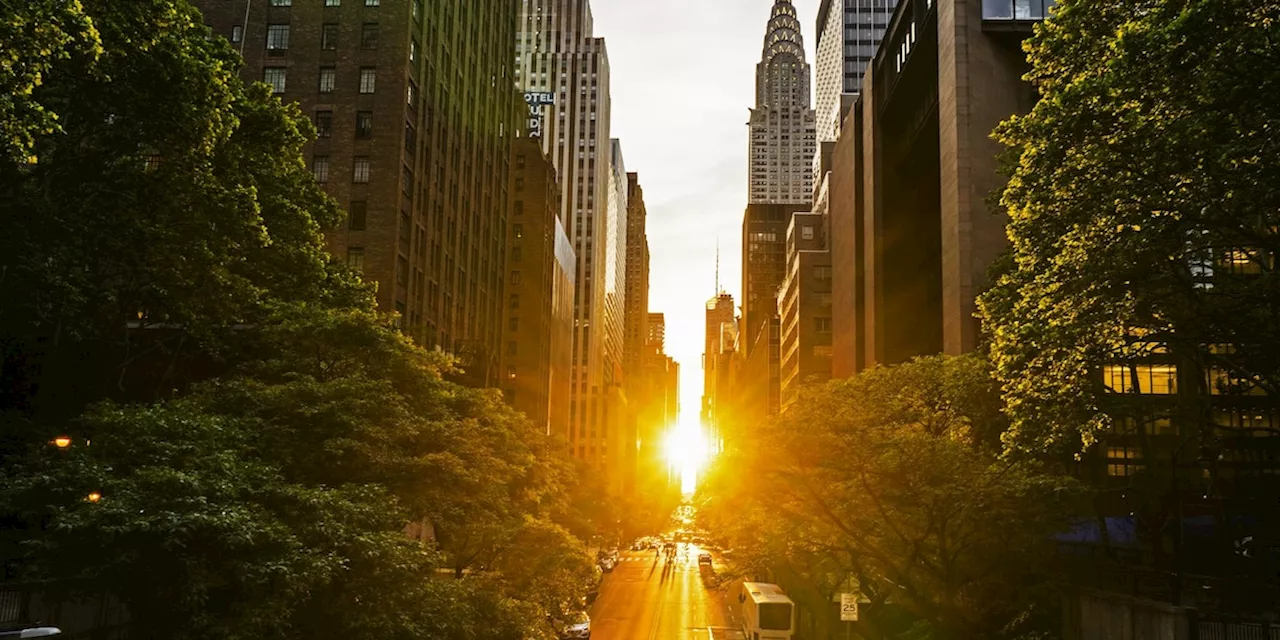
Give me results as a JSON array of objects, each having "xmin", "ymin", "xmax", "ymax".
[{"xmin": 840, "ymin": 593, "xmax": 859, "ymax": 621}]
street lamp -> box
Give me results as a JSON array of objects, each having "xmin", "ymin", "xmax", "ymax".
[
  {"xmin": 51, "ymin": 437, "xmax": 72, "ymax": 449},
  {"xmin": 86, "ymin": 492, "xmax": 102, "ymax": 504}
]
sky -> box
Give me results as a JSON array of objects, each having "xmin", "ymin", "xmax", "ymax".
[{"xmin": 591, "ymin": 0, "xmax": 821, "ymax": 426}]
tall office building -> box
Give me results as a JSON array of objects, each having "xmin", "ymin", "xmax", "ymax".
[
  {"xmin": 503, "ymin": 138, "xmax": 575, "ymax": 438},
  {"xmin": 196, "ymin": 0, "xmax": 519, "ymax": 386},
  {"xmin": 624, "ymin": 173, "xmax": 650, "ymax": 384},
  {"xmin": 778, "ymin": 213, "xmax": 833, "ymax": 411},
  {"xmin": 742, "ymin": 203, "xmax": 809, "ymax": 352},
  {"xmin": 815, "ymin": 0, "xmax": 895, "ymax": 142},
  {"xmin": 647, "ymin": 313, "xmax": 666, "ymax": 351},
  {"xmin": 517, "ymin": 0, "xmax": 617, "ymax": 468},
  {"xmin": 702, "ymin": 293, "xmax": 735, "ymax": 419},
  {"xmin": 749, "ymin": 0, "xmax": 817, "ymax": 205},
  {"xmin": 830, "ymin": 0, "xmax": 1047, "ymax": 372}
]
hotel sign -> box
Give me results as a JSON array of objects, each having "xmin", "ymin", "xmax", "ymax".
[{"xmin": 524, "ymin": 91, "xmax": 554, "ymax": 138}]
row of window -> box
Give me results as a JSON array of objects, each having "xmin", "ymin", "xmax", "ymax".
[
  {"xmin": 314, "ymin": 110, "xmax": 374, "ymax": 138},
  {"xmin": 312, "ymin": 155, "xmax": 371, "ymax": 183},
  {"xmin": 262, "ymin": 66, "xmax": 375, "ymax": 94}
]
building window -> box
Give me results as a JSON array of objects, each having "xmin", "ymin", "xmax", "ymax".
[
  {"xmin": 312, "ymin": 155, "xmax": 329, "ymax": 183},
  {"xmin": 321, "ymin": 23, "xmax": 338, "ymax": 50},
  {"xmin": 514, "ymin": 177, "xmax": 524, "ymax": 191},
  {"xmin": 410, "ymin": 40, "xmax": 420, "ymax": 67},
  {"xmin": 353, "ymin": 156, "xmax": 370, "ymax": 183},
  {"xmin": 365, "ymin": 0, "xmax": 379, "ymax": 6},
  {"xmin": 512, "ymin": 247, "xmax": 522, "ymax": 262},
  {"xmin": 815, "ymin": 317, "xmax": 832, "ymax": 332},
  {"xmin": 347, "ymin": 247, "xmax": 365, "ymax": 273},
  {"xmin": 359, "ymin": 68, "xmax": 376, "ymax": 94},
  {"xmin": 513, "ymin": 201, "xmax": 524, "ymax": 216},
  {"xmin": 266, "ymin": 24, "xmax": 289, "ymax": 53},
  {"xmin": 270, "ymin": 0, "xmax": 291, "ymax": 6},
  {"xmin": 511, "ymin": 271, "xmax": 521, "ymax": 285},
  {"xmin": 314, "ymin": 110, "xmax": 332, "ymax": 138},
  {"xmin": 1106, "ymin": 447, "xmax": 1143, "ymax": 477},
  {"xmin": 507, "ymin": 342, "xmax": 517, "ymax": 356},
  {"xmin": 361, "ymin": 23, "xmax": 378, "ymax": 49},
  {"xmin": 348, "ymin": 201, "xmax": 367, "ymax": 230},
  {"xmin": 263, "ymin": 67, "xmax": 286, "ymax": 93},
  {"xmin": 513, "ymin": 224, "xmax": 523, "ymax": 239},
  {"xmin": 318, "ymin": 67, "xmax": 336, "ymax": 93},
  {"xmin": 1103, "ymin": 364, "xmax": 1178, "ymax": 395},
  {"xmin": 355, "ymin": 111, "xmax": 373, "ymax": 138},
  {"xmin": 509, "ymin": 317, "xmax": 519, "ymax": 332},
  {"xmin": 412, "ymin": 0, "xmax": 422, "ymax": 21},
  {"xmin": 231, "ymin": 25, "xmax": 243, "ymax": 43},
  {"xmin": 325, "ymin": 0, "xmax": 340, "ymax": 5},
  {"xmin": 510, "ymin": 294, "xmax": 519, "ymax": 309},
  {"xmin": 801, "ymin": 225, "xmax": 815, "ymax": 241},
  {"xmin": 407, "ymin": 81, "xmax": 417, "ymax": 107}
]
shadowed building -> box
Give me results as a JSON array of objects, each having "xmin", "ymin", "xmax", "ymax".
[
  {"xmin": 195, "ymin": 0, "xmax": 521, "ymax": 386},
  {"xmin": 517, "ymin": 0, "xmax": 619, "ymax": 472},
  {"xmin": 503, "ymin": 138, "xmax": 575, "ymax": 439},
  {"xmin": 778, "ymin": 213, "xmax": 833, "ymax": 412},
  {"xmin": 830, "ymin": 0, "xmax": 1043, "ymax": 371}
]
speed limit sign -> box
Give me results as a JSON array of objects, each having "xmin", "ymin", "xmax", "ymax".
[{"xmin": 840, "ymin": 593, "xmax": 859, "ymax": 621}]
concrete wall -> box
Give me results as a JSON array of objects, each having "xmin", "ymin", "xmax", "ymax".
[{"xmin": 1063, "ymin": 592, "xmax": 1188, "ymax": 640}]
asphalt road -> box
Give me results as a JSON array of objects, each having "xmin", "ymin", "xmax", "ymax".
[{"xmin": 589, "ymin": 546, "xmax": 745, "ymax": 640}]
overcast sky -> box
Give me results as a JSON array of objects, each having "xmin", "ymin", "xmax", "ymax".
[{"xmin": 592, "ymin": 0, "xmax": 821, "ymax": 424}]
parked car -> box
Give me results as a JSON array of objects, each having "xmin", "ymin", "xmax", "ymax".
[
  {"xmin": 0, "ymin": 628, "xmax": 62, "ymax": 639},
  {"xmin": 560, "ymin": 611, "xmax": 591, "ymax": 639}
]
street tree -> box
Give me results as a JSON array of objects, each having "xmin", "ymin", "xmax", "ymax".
[
  {"xmin": 0, "ymin": 0, "xmax": 369, "ymax": 427},
  {"xmin": 978, "ymin": 0, "xmax": 1280, "ymax": 457},
  {"xmin": 701, "ymin": 356, "xmax": 1078, "ymax": 638}
]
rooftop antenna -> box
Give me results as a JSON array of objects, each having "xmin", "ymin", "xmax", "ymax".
[{"xmin": 715, "ymin": 238, "xmax": 721, "ymax": 295}]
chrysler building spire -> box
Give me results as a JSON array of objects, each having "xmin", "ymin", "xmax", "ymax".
[{"xmin": 749, "ymin": 0, "xmax": 817, "ymax": 205}]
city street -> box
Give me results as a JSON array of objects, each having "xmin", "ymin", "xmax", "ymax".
[{"xmin": 589, "ymin": 547, "xmax": 745, "ymax": 640}]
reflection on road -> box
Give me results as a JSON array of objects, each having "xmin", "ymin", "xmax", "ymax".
[{"xmin": 589, "ymin": 542, "xmax": 745, "ymax": 640}]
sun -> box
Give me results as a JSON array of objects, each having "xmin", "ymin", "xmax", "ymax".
[{"xmin": 665, "ymin": 418, "xmax": 711, "ymax": 495}]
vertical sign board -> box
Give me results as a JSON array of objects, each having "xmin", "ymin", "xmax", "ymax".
[
  {"xmin": 840, "ymin": 593, "xmax": 859, "ymax": 621},
  {"xmin": 524, "ymin": 92, "xmax": 555, "ymax": 139}
]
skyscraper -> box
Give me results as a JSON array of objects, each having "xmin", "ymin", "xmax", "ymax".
[
  {"xmin": 814, "ymin": 0, "xmax": 895, "ymax": 143},
  {"xmin": 196, "ymin": 0, "xmax": 519, "ymax": 386},
  {"xmin": 624, "ymin": 173, "xmax": 650, "ymax": 386},
  {"xmin": 749, "ymin": 0, "xmax": 817, "ymax": 205},
  {"xmin": 503, "ymin": 138, "xmax": 575, "ymax": 438},
  {"xmin": 517, "ymin": 0, "xmax": 616, "ymax": 468}
]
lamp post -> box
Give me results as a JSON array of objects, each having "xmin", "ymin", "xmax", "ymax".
[{"xmin": 51, "ymin": 437, "xmax": 71, "ymax": 449}]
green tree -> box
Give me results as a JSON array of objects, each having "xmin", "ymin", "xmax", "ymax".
[
  {"xmin": 0, "ymin": 0, "xmax": 100, "ymax": 162},
  {"xmin": 701, "ymin": 356, "xmax": 1078, "ymax": 638},
  {"xmin": 978, "ymin": 0, "xmax": 1280, "ymax": 456},
  {"xmin": 0, "ymin": 0, "xmax": 369, "ymax": 426}
]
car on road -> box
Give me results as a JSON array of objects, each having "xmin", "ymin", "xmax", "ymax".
[
  {"xmin": 698, "ymin": 552, "xmax": 713, "ymax": 566},
  {"xmin": 560, "ymin": 611, "xmax": 591, "ymax": 639}
]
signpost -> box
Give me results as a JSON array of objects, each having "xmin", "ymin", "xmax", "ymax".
[{"xmin": 840, "ymin": 593, "xmax": 859, "ymax": 639}]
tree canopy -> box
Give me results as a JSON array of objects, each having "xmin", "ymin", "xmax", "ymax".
[
  {"xmin": 0, "ymin": 1, "xmax": 601, "ymax": 638},
  {"xmin": 700, "ymin": 356, "xmax": 1079, "ymax": 638},
  {"xmin": 978, "ymin": 0, "xmax": 1280, "ymax": 456}
]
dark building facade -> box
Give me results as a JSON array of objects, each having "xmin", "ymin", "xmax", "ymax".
[
  {"xmin": 829, "ymin": 0, "xmax": 1040, "ymax": 370},
  {"xmin": 778, "ymin": 213, "xmax": 833, "ymax": 412},
  {"xmin": 624, "ymin": 173, "xmax": 650, "ymax": 387},
  {"xmin": 742, "ymin": 203, "xmax": 810, "ymax": 353},
  {"xmin": 503, "ymin": 138, "xmax": 574, "ymax": 438},
  {"xmin": 196, "ymin": 0, "xmax": 519, "ymax": 386}
]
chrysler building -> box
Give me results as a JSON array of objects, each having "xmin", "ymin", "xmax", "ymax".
[{"xmin": 749, "ymin": 0, "xmax": 817, "ymax": 205}]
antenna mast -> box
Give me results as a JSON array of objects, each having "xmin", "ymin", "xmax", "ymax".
[{"xmin": 715, "ymin": 238, "xmax": 721, "ymax": 295}]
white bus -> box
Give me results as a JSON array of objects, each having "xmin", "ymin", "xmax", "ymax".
[{"xmin": 738, "ymin": 582, "xmax": 795, "ymax": 640}]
